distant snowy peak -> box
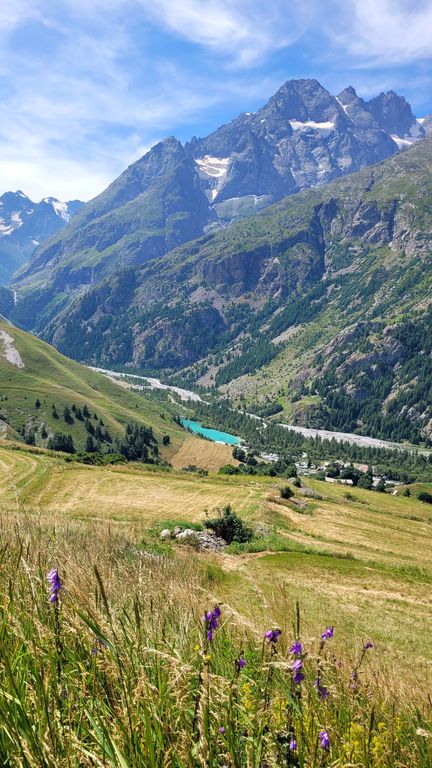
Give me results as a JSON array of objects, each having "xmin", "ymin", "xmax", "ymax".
[
  {"xmin": 420, "ymin": 114, "xmax": 432, "ymax": 136},
  {"xmin": 0, "ymin": 191, "xmax": 84, "ymax": 283},
  {"xmin": 0, "ymin": 192, "xmax": 84, "ymax": 241},
  {"xmin": 187, "ymin": 79, "xmax": 429, "ymax": 213}
]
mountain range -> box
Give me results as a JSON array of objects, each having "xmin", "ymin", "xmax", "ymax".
[
  {"xmin": 6, "ymin": 78, "xmax": 432, "ymax": 445},
  {"xmin": 0, "ymin": 191, "xmax": 83, "ymax": 283},
  {"xmin": 11, "ymin": 79, "xmax": 430, "ymax": 298}
]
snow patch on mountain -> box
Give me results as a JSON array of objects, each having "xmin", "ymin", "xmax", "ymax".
[
  {"xmin": 335, "ymin": 97, "xmax": 350, "ymax": 115},
  {"xmin": 195, "ymin": 156, "xmax": 230, "ymax": 178},
  {"xmin": 42, "ymin": 197, "xmax": 72, "ymax": 222},
  {"xmin": 51, "ymin": 200, "xmax": 71, "ymax": 222},
  {"xmin": 289, "ymin": 119, "xmax": 336, "ymax": 131}
]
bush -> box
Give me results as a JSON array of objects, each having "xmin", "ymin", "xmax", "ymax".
[
  {"xmin": 219, "ymin": 464, "xmax": 240, "ymax": 475},
  {"xmin": 65, "ymin": 452, "xmax": 126, "ymax": 466},
  {"xmin": 204, "ymin": 505, "xmax": 253, "ymax": 544},
  {"xmin": 280, "ymin": 485, "xmax": 294, "ymax": 499},
  {"xmin": 418, "ymin": 491, "xmax": 432, "ymax": 504}
]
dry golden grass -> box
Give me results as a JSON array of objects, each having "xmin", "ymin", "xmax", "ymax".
[
  {"xmin": 170, "ymin": 435, "xmax": 239, "ymax": 471},
  {"xmin": 1, "ymin": 443, "xmax": 432, "ymax": 688},
  {"xmin": 0, "ymin": 445, "xmax": 264, "ymax": 524}
]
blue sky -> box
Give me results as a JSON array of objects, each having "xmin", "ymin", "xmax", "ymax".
[{"xmin": 1, "ymin": 0, "xmax": 432, "ymax": 201}]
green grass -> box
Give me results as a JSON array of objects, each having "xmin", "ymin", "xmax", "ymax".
[{"xmin": 0, "ymin": 320, "xmax": 185, "ymax": 453}]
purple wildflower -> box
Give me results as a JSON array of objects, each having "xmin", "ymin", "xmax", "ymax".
[
  {"xmin": 319, "ymin": 730, "xmax": 331, "ymax": 750},
  {"xmin": 350, "ymin": 670, "xmax": 359, "ymax": 691},
  {"xmin": 289, "ymin": 740, "xmax": 298, "ymax": 751},
  {"xmin": 289, "ymin": 640, "xmax": 303, "ymax": 655},
  {"xmin": 219, "ymin": 726, "xmax": 226, "ymax": 735},
  {"xmin": 47, "ymin": 568, "xmax": 62, "ymax": 604},
  {"xmin": 242, "ymin": 729, "xmax": 248, "ymax": 737},
  {"xmin": 236, "ymin": 655, "xmax": 246, "ymax": 670},
  {"xmin": 363, "ymin": 640, "xmax": 374, "ymax": 650},
  {"xmin": 321, "ymin": 626, "xmax": 334, "ymax": 641},
  {"xmin": 314, "ymin": 672, "xmax": 329, "ymax": 699},
  {"xmin": 314, "ymin": 679, "xmax": 329, "ymax": 699},
  {"xmin": 265, "ymin": 628, "xmax": 282, "ymax": 643},
  {"xmin": 292, "ymin": 659, "xmax": 302, "ymax": 672},
  {"xmin": 292, "ymin": 670, "xmax": 305, "ymax": 684},
  {"xmin": 204, "ymin": 606, "xmax": 221, "ymax": 642}
]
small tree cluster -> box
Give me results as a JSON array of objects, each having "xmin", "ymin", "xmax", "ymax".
[
  {"xmin": 47, "ymin": 433, "xmax": 75, "ymax": 454},
  {"xmin": 204, "ymin": 505, "xmax": 253, "ymax": 544}
]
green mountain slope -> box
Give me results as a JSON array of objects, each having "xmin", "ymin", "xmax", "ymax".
[
  {"xmin": 13, "ymin": 138, "xmax": 214, "ymax": 300},
  {"xmin": 0, "ymin": 320, "xmax": 185, "ymax": 454},
  {"xmin": 10, "ymin": 138, "xmax": 432, "ymax": 443}
]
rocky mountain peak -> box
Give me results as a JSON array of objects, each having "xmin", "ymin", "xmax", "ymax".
[
  {"xmin": 262, "ymin": 78, "xmax": 342, "ymax": 124},
  {"xmin": 336, "ymin": 86, "xmax": 377, "ymax": 129},
  {"xmin": 366, "ymin": 90, "xmax": 419, "ymax": 137}
]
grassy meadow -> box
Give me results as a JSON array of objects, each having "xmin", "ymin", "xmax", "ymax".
[
  {"xmin": 0, "ymin": 320, "xmax": 186, "ymax": 454},
  {"xmin": 0, "ymin": 441, "xmax": 431, "ymax": 765}
]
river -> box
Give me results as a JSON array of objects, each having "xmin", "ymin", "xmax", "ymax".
[{"xmin": 91, "ymin": 366, "xmax": 427, "ymax": 454}]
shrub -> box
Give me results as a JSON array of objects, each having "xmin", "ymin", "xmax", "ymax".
[
  {"xmin": 418, "ymin": 491, "xmax": 432, "ymax": 504},
  {"xmin": 280, "ymin": 485, "xmax": 294, "ymax": 499},
  {"xmin": 219, "ymin": 464, "xmax": 240, "ymax": 475},
  {"xmin": 357, "ymin": 474, "xmax": 373, "ymax": 490},
  {"xmin": 204, "ymin": 505, "xmax": 253, "ymax": 544}
]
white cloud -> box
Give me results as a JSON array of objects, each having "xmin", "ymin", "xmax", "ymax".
[
  {"xmin": 0, "ymin": 1, "xmax": 296, "ymax": 200},
  {"xmin": 329, "ymin": 0, "xmax": 432, "ymax": 65},
  {"xmin": 138, "ymin": 0, "xmax": 310, "ymax": 66}
]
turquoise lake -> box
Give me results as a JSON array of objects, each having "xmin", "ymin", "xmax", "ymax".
[{"xmin": 180, "ymin": 418, "xmax": 241, "ymax": 445}]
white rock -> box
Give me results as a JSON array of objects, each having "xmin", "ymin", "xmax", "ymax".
[
  {"xmin": 160, "ymin": 529, "xmax": 172, "ymax": 540},
  {"xmin": 176, "ymin": 529, "xmax": 198, "ymax": 542}
]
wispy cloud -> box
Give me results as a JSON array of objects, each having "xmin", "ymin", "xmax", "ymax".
[
  {"xmin": 138, "ymin": 0, "xmax": 310, "ymax": 66},
  {"xmin": 334, "ymin": 0, "xmax": 432, "ymax": 65}
]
